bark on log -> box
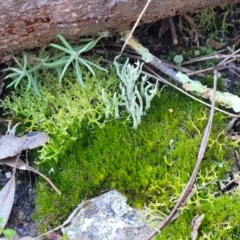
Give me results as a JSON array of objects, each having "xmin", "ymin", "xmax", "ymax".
[{"xmin": 0, "ymin": 0, "xmax": 239, "ymax": 60}]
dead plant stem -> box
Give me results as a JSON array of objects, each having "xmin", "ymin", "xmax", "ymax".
[{"xmin": 121, "ymin": 0, "xmax": 151, "ymax": 53}]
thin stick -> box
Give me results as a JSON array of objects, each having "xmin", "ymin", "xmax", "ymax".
[
  {"xmin": 217, "ymin": 48, "xmax": 240, "ymax": 66},
  {"xmin": 121, "ymin": 0, "xmax": 152, "ymax": 53},
  {"xmin": 143, "ymin": 67, "xmax": 240, "ymax": 118},
  {"xmin": 182, "ymin": 53, "xmax": 240, "ymax": 65}
]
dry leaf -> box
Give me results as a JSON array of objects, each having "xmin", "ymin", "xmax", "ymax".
[
  {"xmin": 0, "ymin": 173, "xmax": 15, "ymax": 231},
  {"xmin": 0, "ymin": 132, "xmax": 49, "ymax": 160},
  {"xmin": 1, "ymin": 157, "xmax": 61, "ymax": 195},
  {"xmin": 191, "ymin": 214, "xmax": 205, "ymax": 240}
]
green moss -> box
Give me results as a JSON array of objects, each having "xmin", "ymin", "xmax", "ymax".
[
  {"xmin": 1, "ymin": 66, "xmax": 238, "ymax": 238},
  {"xmin": 202, "ymin": 74, "xmax": 226, "ymax": 91},
  {"xmin": 150, "ymin": 189, "xmax": 240, "ymax": 239}
]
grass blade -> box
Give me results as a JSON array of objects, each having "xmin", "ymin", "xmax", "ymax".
[
  {"xmin": 26, "ymin": 74, "xmax": 33, "ymax": 91},
  {"xmin": 57, "ymin": 33, "xmax": 74, "ymax": 51},
  {"xmin": 13, "ymin": 56, "xmax": 23, "ymax": 69},
  {"xmin": 14, "ymin": 76, "xmax": 24, "ymax": 89},
  {"xmin": 31, "ymin": 74, "xmax": 41, "ymax": 96},
  {"xmin": 50, "ymin": 44, "xmax": 72, "ymax": 54},
  {"xmin": 74, "ymin": 60, "xmax": 84, "ymax": 86},
  {"xmin": 4, "ymin": 71, "xmax": 20, "ymax": 79},
  {"xmin": 78, "ymin": 57, "xmax": 95, "ymax": 75},
  {"xmin": 77, "ymin": 38, "xmax": 100, "ymax": 54},
  {"xmin": 6, "ymin": 76, "xmax": 22, "ymax": 88},
  {"xmin": 44, "ymin": 58, "xmax": 69, "ymax": 68},
  {"xmin": 60, "ymin": 58, "xmax": 73, "ymax": 81},
  {"xmin": 84, "ymin": 59, "xmax": 108, "ymax": 72},
  {"xmin": 23, "ymin": 53, "xmax": 28, "ymax": 70}
]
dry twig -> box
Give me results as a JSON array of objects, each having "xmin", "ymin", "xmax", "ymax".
[{"xmin": 121, "ymin": 0, "xmax": 152, "ymax": 53}]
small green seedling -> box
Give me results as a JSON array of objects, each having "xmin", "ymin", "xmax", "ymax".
[
  {"xmin": 44, "ymin": 33, "xmax": 108, "ymax": 86},
  {"xmin": 4, "ymin": 32, "xmax": 108, "ymax": 93},
  {"xmin": 4, "ymin": 52, "xmax": 49, "ymax": 96}
]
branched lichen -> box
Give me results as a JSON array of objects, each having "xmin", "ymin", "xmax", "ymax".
[{"xmin": 102, "ymin": 56, "xmax": 158, "ymax": 128}]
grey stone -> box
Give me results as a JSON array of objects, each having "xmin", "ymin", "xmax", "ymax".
[{"xmin": 63, "ymin": 190, "xmax": 154, "ymax": 240}]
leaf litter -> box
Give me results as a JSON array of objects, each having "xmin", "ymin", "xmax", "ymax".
[
  {"xmin": 0, "ymin": 132, "xmax": 49, "ymax": 160},
  {"xmin": 0, "ymin": 131, "xmax": 60, "ymax": 238}
]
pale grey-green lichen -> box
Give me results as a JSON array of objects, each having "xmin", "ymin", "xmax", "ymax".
[
  {"xmin": 176, "ymin": 71, "xmax": 240, "ymax": 112},
  {"xmin": 102, "ymin": 56, "xmax": 158, "ymax": 128}
]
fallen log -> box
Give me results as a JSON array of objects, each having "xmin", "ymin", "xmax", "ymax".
[{"xmin": 1, "ymin": 0, "xmax": 240, "ymax": 60}]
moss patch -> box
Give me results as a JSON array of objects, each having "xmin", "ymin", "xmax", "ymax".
[{"xmin": 2, "ymin": 67, "xmax": 239, "ymax": 238}]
